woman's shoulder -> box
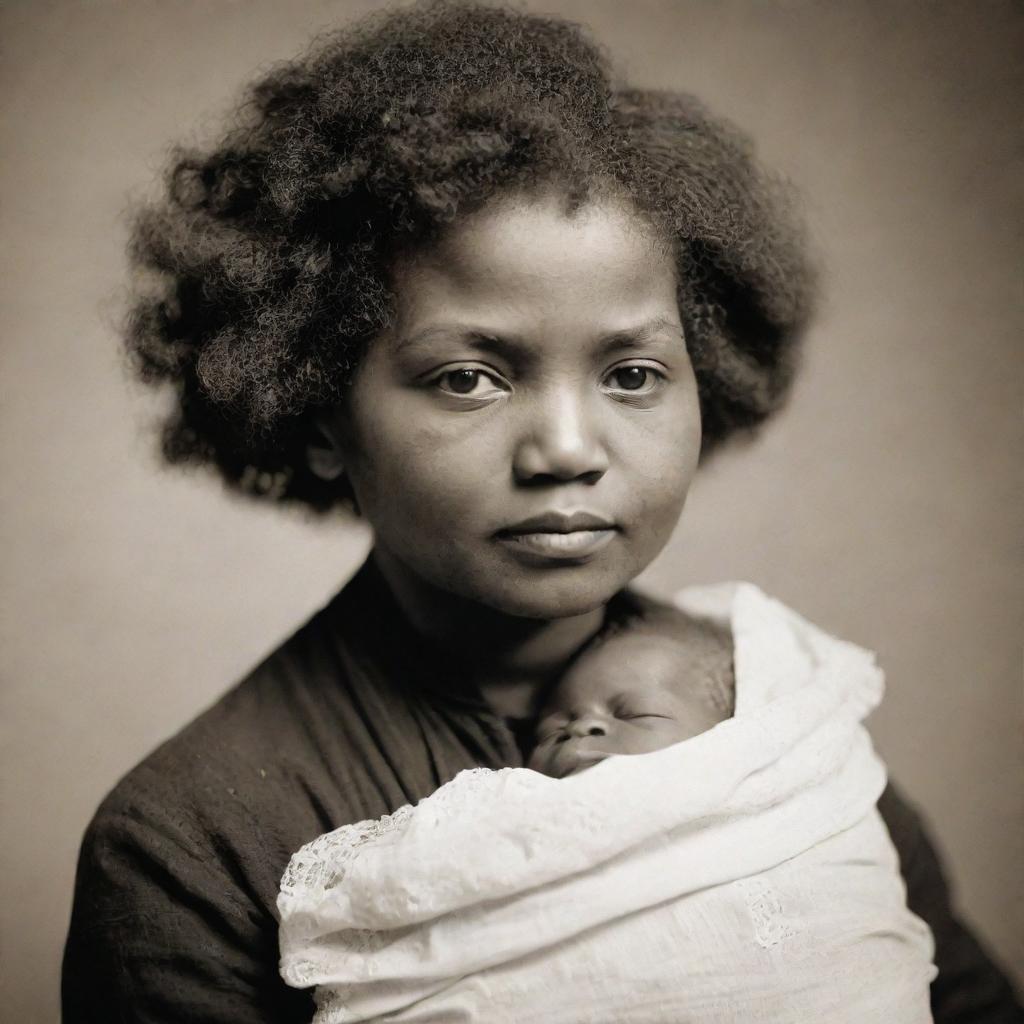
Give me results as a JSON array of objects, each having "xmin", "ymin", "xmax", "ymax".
[
  {"xmin": 76, "ymin": 554, "xmax": 483, "ymax": 881},
  {"xmin": 109, "ymin": 593, "xmax": 348, "ymax": 779},
  {"xmin": 62, "ymin": 617, "xmax": 340, "ymax": 1024},
  {"xmin": 82, "ymin": 569, "xmax": 383, "ymax": 870}
]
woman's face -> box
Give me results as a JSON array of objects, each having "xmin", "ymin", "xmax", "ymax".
[{"xmin": 325, "ymin": 191, "xmax": 701, "ymax": 619}]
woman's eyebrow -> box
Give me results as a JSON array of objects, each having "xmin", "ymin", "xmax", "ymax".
[
  {"xmin": 599, "ymin": 317, "xmax": 685, "ymax": 352},
  {"xmin": 396, "ymin": 317, "xmax": 683, "ymax": 356},
  {"xmin": 395, "ymin": 325, "xmax": 521, "ymax": 358}
]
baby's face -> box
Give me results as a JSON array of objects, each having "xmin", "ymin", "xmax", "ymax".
[{"xmin": 527, "ymin": 631, "xmax": 721, "ymax": 779}]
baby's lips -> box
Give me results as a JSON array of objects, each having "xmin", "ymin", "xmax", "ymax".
[{"xmin": 558, "ymin": 748, "xmax": 611, "ymax": 778}]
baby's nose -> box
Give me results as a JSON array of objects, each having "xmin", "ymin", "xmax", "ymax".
[{"xmin": 566, "ymin": 715, "xmax": 608, "ymax": 738}]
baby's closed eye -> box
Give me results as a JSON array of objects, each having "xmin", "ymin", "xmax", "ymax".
[{"xmin": 610, "ymin": 696, "xmax": 675, "ymax": 721}]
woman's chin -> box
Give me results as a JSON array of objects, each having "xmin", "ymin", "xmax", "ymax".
[
  {"xmin": 373, "ymin": 543, "xmax": 635, "ymax": 621},
  {"xmin": 472, "ymin": 535, "xmax": 661, "ymax": 619},
  {"xmin": 475, "ymin": 569, "xmax": 627, "ymax": 620}
]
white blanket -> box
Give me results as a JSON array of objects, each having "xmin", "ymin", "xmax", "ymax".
[{"xmin": 278, "ymin": 582, "xmax": 936, "ymax": 1023}]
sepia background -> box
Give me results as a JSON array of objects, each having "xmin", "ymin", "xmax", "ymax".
[{"xmin": 2, "ymin": 1, "xmax": 1021, "ymax": 1019}]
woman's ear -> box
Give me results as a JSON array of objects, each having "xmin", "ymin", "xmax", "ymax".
[{"xmin": 306, "ymin": 414, "xmax": 347, "ymax": 482}]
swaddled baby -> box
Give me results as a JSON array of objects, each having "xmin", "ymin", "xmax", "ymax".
[{"xmin": 279, "ymin": 583, "xmax": 937, "ymax": 1023}]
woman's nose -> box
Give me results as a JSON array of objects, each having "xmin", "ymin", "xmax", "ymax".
[{"xmin": 512, "ymin": 387, "xmax": 609, "ymax": 484}]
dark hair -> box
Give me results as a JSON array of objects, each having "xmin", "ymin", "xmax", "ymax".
[{"xmin": 126, "ymin": 0, "xmax": 815, "ymax": 511}]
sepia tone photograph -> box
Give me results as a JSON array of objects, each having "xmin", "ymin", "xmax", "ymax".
[{"xmin": 2, "ymin": 1, "xmax": 1021, "ymax": 1020}]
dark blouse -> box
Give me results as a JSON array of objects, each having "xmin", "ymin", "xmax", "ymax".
[{"xmin": 62, "ymin": 558, "xmax": 1023, "ymax": 1023}]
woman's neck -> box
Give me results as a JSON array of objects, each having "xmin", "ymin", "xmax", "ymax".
[{"xmin": 372, "ymin": 548, "xmax": 606, "ymax": 718}]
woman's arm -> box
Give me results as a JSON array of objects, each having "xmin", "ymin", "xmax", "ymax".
[
  {"xmin": 877, "ymin": 782, "xmax": 1023, "ymax": 1023},
  {"xmin": 62, "ymin": 795, "xmax": 312, "ymax": 1023}
]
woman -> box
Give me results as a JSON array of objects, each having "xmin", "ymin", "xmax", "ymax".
[{"xmin": 62, "ymin": 3, "xmax": 1021, "ymax": 1021}]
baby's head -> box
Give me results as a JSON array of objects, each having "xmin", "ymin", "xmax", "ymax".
[{"xmin": 527, "ymin": 611, "xmax": 727, "ymax": 778}]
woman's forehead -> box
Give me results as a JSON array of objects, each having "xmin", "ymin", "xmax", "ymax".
[
  {"xmin": 388, "ymin": 193, "xmax": 680, "ymax": 344},
  {"xmin": 429, "ymin": 191, "xmax": 666, "ymax": 267}
]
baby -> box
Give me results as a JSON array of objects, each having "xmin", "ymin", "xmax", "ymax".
[
  {"xmin": 527, "ymin": 608, "xmax": 733, "ymax": 779},
  {"xmin": 278, "ymin": 583, "xmax": 937, "ymax": 1023}
]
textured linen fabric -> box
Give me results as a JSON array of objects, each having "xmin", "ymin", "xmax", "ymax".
[
  {"xmin": 62, "ymin": 557, "xmax": 1024, "ymax": 1023},
  {"xmin": 277, "ymin": 582, "xmax": 935, "ymax": 1023}
]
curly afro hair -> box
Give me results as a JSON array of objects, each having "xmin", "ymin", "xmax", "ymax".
[{"xmin": 126, "ymin": 0, "xmax": 816, "ymax": 512}]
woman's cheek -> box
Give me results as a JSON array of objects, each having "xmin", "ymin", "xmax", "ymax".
[
  {"xmin": 625, "ymin": 403, "xmax": 699, "ymax": 515},
  {"xmin": 357, "ymin": 411, "xmax": 505, "ymax": 534}
]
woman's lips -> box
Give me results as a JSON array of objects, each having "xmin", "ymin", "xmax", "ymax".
[
  {"xmin": 497, "ymin": 529, "xmax": 616, "ymax": 559},
  {"xmin": 495, "ymin": 511, "xmax": 618, "ymax": 561}
]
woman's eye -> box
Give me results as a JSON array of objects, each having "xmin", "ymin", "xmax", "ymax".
[
  {"xmin": 431, "ymin": 367, "xmax": 508, "ymax": 400},
  {"xmin": 441, "ymin": 369, "xmax": 484, "ymax": 394},
  {"xmin": 603, "ymin": 364, "xmax": 664, "ymax": 396}
]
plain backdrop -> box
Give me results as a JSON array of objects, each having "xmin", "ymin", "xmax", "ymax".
[{"xmin": 1, "ymin": 1, "xmax": 1021, "ymax": 1020}]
